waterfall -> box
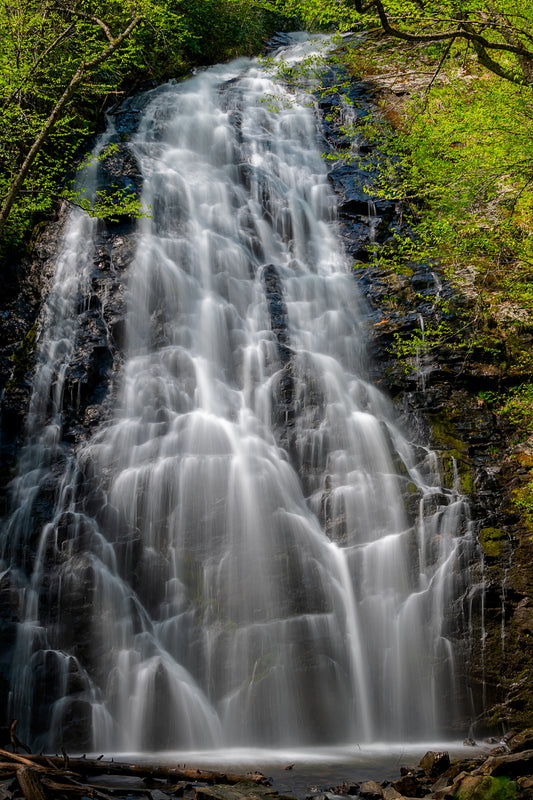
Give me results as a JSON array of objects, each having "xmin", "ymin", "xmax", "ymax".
[{"xmin": 1, "ymin": 34, "xmax": 475, "ymax": 752}]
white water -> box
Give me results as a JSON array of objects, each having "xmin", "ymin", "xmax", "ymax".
[{"xmin": 2, "ymin": 34, "xmax": 475, "ymax": 751}]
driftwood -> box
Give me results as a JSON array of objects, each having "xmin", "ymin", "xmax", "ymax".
[
  {"xmin": 26, "ymin": 754, "xmax": 269, "ymax": 786},
  {"xmin": 10, "ymin": 722, "xmax": 31, "ymax": 756},
  {"xmin": 0, "ymin": 731, "xmax": 271, "ymax": 799},
  {"xmin": 16, "ymin": 767, "xmax": 47, "ymax": 800}
]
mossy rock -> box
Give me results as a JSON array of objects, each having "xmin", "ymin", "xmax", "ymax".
[
  {"xmin": 434, "ymin": 448, "xmax": 474, "ymax": 494},
  {"xmin": 455, "ymin": 775, "xmax": 517, "ymax": 800},
  {"xmin": 426, "ymin": 410, "xmax": 475, "ymax": 494},
  {"xmin": 479, "ymin": 527, "xmax": 506, "ymax": 558},
  {"xmin": 427, "ymin": 410, "xmax": 468, "ymax": 454},
  {"xmin": 5, "ymin": 322, "xmax": 37, "ymax": 392}
]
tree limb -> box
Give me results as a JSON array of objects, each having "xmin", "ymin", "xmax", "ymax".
[
  {"xmin": 348, "ymin": 0, "xmax": 533, "ymax": 84},
  {"xmin": 63, "ymin": 10, "xmax": 115, "ymax": 43},
  {"xmin": 0, "ymin": 14, "xmax": 142, "ymax": 237},
  {"xmin": 1, "ymin": 22, "xmax": 77, "ymax": 108}
]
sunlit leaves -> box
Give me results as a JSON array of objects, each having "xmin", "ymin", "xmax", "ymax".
[{"xmin": 0, "ymin": 0, "xmax": 273, "ymax": 257}]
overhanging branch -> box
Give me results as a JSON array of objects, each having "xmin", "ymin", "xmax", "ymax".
[{"xmin": 349, "ymin": 0, "xmax": 533, "ymax": 84}]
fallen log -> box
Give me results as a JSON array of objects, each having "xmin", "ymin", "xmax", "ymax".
[
  {"xmin": 40, "ymin": 775, "xmax": 116, "ymax": 800},
  {"xmin": 0, "ymin": 749, "xmax": 47, "ymax": 771},
  {"xmin": 16, "ymin": 766, "xmax": 47, "ymax": 800},
  {"xmin": 19, "ymin": 754, "xmax": 271, "ymax": 786}
]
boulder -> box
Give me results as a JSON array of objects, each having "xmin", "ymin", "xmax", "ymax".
[
  {"xmin": 381, "ymin": 788, "xmax": 403, "ymax": 800},
  {"xmin": 454, "ymin": 774, "xmax": 517, "ymax": 800},
  {"xmin": 359, "ymin": 780, "xmax": 383, "ymax": 799},
  {"xmin": 419, "ymin": 752, "xmax": 451, "ymax": 780},
  {"xmin": 506, "ymin": 728, "xmax": 533, "ymax": 753},
  {"xmin": 517, "ymin": 775, "xmax": 533, "ymax": 794},
  {"xmin": 431, "ymin": 762, "xmax": 469, "ymax": 793},
  {"xmin": 482, "ymin": 748, "xmax": 533, "ymax": 778},
  {"xmin": 391, "ymin": 773, "xmax": 426, "ymax": 798}
]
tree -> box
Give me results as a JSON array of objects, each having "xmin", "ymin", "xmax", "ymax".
[
  {"xmin": 0, "ymin": 0, "xmax": 155, "ymax": 247},
  {"xmin": 264, "ymin": 0, "xmax": 533, "ymax": 86},
  {"xmin": 0, "ymin": 0, "xmax": 282, "ymax": 257},
  {"xmin": 0, "ymin": 7, "xmax": 141, "ymax": 238}
]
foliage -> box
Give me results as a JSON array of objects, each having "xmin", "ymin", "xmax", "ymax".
[
  {"xmin": 334, "ymin": 29, "xmax": 533, "ymax": 371},
  {"xmin": 180, "ymin": 0, "xmax": 280, "ymax": 63},
  {"xmin": 265, "ymin": 0, "xmax": 533, "ymax": 85},
  {"xmin": 0, "ymin": 0, "xmax": 282, "ymax": 271},
  {"xmin": 500, "ymin": 384, "xmax": 533, "ymax": 437},
  {"xmin": 334, "ymin": 26, "xmax": 533, "ymax": 517}
]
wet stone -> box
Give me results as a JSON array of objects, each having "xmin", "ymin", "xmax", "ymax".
[
  {"xmin": 419, "ymin": 752, "xmax": 451, "ymax": 780},
  {"xmin": 481, "ymin": 748, "xmax": 533, "ymax": 777},
  {"xmin": 359, "ymin": 780, "xmax": 383, "ymax": 798},
  {"xmin": 391, "ymin": 774, "xmax": 426, "ymax": 798},
  {"xmin": 506, "ymin": 728, "xmax": 533, "ymax": 753}
]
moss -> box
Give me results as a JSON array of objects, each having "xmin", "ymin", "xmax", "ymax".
[
  {"xmin": 426, "ymin": 411, "xmax": 475, "ymax": 494},
  {"xmin": 435, "ymin": 449, "xmax": 474, "ymax": 494},
  {"xmin": 479, "ymin": 527, "xmax": 506, "ymax": 558},
  {"xmin": 455, "ymin": 455, "xmax": 474, "ymax": 494},
  {"xmin": 455, "ymin": 776, "xmax": 517, "ymax": 800},
  {"xmin": 510, "ymin": 475, "xmax": 533, "ymax": 529},
  {"xmin": 428, "ymin": 411, "xmax": 468, "ymax": 453},
  {"xmin": 5, "ymin": 322, "xmax": 38, "ymax": 392}
]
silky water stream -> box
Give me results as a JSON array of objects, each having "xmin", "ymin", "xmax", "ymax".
[{"xmin": 1, "ymin": 35, "xmax": 477, "ymax": 756}]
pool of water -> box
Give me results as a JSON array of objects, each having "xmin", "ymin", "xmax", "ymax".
[{"xmin": 110, "ymin": 743, "xmax": 492, "ymax": 797}]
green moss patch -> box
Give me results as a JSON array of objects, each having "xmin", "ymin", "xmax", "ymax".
[{"xmin": 479, "ymin": 527, "xmax": 506, "ymax": 558}]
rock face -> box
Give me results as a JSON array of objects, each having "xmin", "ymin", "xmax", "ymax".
[
  {"xmin": 0, "ymin": 99, "xmax": 148, "ymax": 744},
  {"xmin": 0, "ymin": 48, "xmax": 531, "ymax": 744},
  {"xmin": 321, "ymin": 47, "xmax": 533, "ymax": 735}
]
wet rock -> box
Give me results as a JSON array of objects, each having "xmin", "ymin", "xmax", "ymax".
[
  {"xmin": 391, "ymin": 773, "xmax": 426, "ymax": 798},
  {"xmin": 359, "ymin": 780, "xmax": 383, "ymax": 798},
  {"xmin": 481, "ymin": 748, "xmax": 533, "ymax": 778},
  {"xmin": 381, "ymin": 788, "xmax": 403, "ymax": 800},
  {"xmin": 331, "ymin": 782, "xmax": 359, "ymax": 795},
  {"xmin": 507, "ymin": 729, "xmax": 533, "ymax": 753},
  {"xmin": 419, "ymin": 752, "xmax": 451, "ymax": 780},
  {"xmin": 308, "ymin": 794, "xmax": 339, "ymax": 800},
  {"xmin": 97, "ymin": 139, "xmax": 143, "ymax": 200},
  {"xmin": 513, "ymin": 599, "xmax": 533, "ymax": 637}
]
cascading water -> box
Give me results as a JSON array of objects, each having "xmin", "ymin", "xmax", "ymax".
[{"xmin": 1, "ymin": 34, "xmax": 475, "ymax": 752}]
